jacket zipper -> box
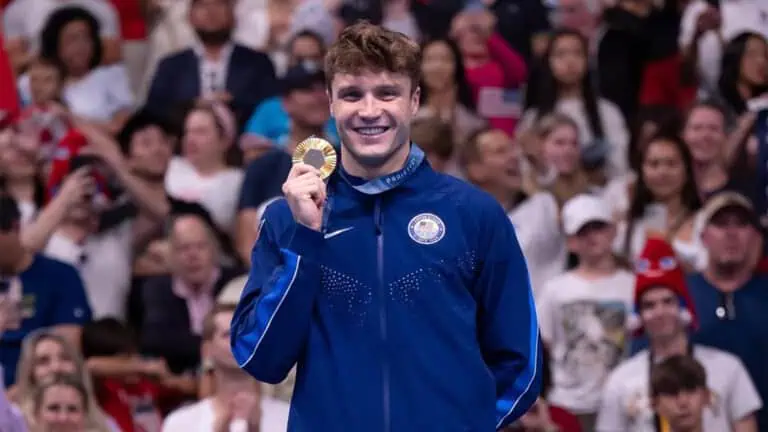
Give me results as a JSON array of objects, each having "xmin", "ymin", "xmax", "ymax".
[{"xmin": 374, "ymin": 198, "xmax": 390, "ymax": 432}]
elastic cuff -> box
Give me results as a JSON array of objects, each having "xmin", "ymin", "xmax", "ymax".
[{"xmin": 287, "ymin": 223, "xmax": 325, "ymax": 262}]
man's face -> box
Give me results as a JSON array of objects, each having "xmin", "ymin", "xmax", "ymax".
[
  {"xmin": 189, "ymin": 0, "xmax": 233, "ymax": 44},
  {"xmin": 284, "ymin": 82, "xmax": 330, "ymax": 130},
  {"xmin": 128, "ymin": 126, "xmax": 173, "ymax": 180},
  {"xmin": 654, "ymin": 388, "xmax": 708, "ymax": 431},
  {"xmin": 683, "ymin": 107, "xmax": 726, "ymax": 164},
  {"xmin": 289, "ymin": 36, "xmax": 325, "ymax": 67},
  {"xmin": 329, "ymin": 70, "xmax": 419, "ymax": 170},
  {"xmin": 209, "ymin": 310, "xmax": 238, "ymax": 370},
  {"xmin": 568, "ymin": 222, "xmax": 615, "ymax": 260},
  {"xmin": 701, "ymin": 207, "xmax": 757, "ymax": 271},
  {"xmin": 639, "ymin": 287, "xmax": 683, "ymax": 341},
  {"xmin": 467, "ymin": 130, "xmax": 520, "ymax": 192},
  {"xmin": 170, "ymin": 217, "xmax": 217, "ymax": 286},
  {"xmin": 29, "ymin": 64, "xmax": 61, "ymax": 104}
]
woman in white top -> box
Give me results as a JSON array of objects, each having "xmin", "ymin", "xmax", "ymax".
[
  {"xmin": 614, "ymin": 133, "xmax": 706, "ymax": 270},
  {"xmin": 20, "ymin": 7, "xmax": 133, "ymax": 135},
  {"xmin": 165, "ymin": 102, "xmax": 244, "ymax": 231},
  {"xmin": 520, "ymin": 29, "xmax": 630, "ymax": 179}
]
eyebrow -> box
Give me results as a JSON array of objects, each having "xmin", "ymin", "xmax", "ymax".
[{"xmin": 336, "ymin": 84, "xmax": 403, "ymax": 96}]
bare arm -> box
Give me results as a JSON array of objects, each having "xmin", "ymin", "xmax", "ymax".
[{"xmin": 732, "ymin": 414, "xmax": 758, "ymax": 432}]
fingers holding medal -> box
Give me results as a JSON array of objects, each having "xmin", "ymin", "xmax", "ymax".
[{"xmin": 283, "ymin": 137, "xmax": 337, "ymax": 231}]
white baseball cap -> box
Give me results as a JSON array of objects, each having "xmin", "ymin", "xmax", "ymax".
[{"xmin": 562, "ymin": 194, "xmax": 613, "ymax": 235}]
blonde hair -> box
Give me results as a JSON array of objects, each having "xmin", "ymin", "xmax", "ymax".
[
  {"xmin": 14, "ymin": 329, "xmax": 112, "ymax": 432},
  {"xmin": 532, "ymin": 112, "xmax": 579, "ymax": 141}
]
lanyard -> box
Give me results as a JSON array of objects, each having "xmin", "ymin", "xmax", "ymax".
[
  {"xmin": 650, "ymin": 343, "xmax": 694, "ymax": 432},
  {"xmin": 339, "ymin": 144, "xmax": 425, "ymax": 195}
]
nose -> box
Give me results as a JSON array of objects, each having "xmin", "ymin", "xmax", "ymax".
[{"xmin": 358, "ymin": 95, "xmax": 383, "ymax": 120}]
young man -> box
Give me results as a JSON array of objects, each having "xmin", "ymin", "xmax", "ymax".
[
  {"xmin": 597, "ymin": 238, "xmax": 761, "ymax": 432},
  {"xmin": 536, "ymin": 193, "xmax": 635, "ymax": 431},
  {"xmin": 231, "ymin": 22, "xmax": 541, "ymax": 431},
  {"xmin": 649, "ymin": 355, "xmax": 710, "ymax": 432}
]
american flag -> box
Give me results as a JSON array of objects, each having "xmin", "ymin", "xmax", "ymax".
[{"xmin": 477, "ymin": 87, "xmax": 523, "ymax": 119}]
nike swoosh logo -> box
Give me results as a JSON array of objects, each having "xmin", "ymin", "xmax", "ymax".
[{"xmin": 324, "ymin": 227, "xmax": 354, "ymax": 239}]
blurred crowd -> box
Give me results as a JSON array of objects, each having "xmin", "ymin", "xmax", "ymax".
[{"xmin": 0, "ymin": 0, "xmax": 766, "ymax": 431}]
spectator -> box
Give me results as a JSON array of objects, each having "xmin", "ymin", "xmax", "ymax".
[
  {"xmin": 488, "ymin": 0, "xmax": 552, "ymax": 63},
  {"xmin": 3, "ymin": 0, "xmax": 121, "ymax": 72},
  {"xmin": 416, "ymin": 37, "xmax": 486, "ymax": 149},
  {"xmin": 23, "ymin": 374, "xmax": 110, "ymax": 432},
  {"xmin": 108, "ymin": 0, "xmax": 149, "ymax": 96},
  {"xmin": 18, "ymin": 7, "xmax": 134, "ymax": 135},
  {"xmin": 161, "ymin": 304, "xmax": 289, "ymax": 431},
  {"xmin": 409, "ymin": 116, "xmax": 455, "ymax": 174},
  {"xmin": 615, "ymin": 133, "xmax": 705, "ymax": 269},
  {"xmin": 550, "ymin": 0, "xmax": 601, "ymax": 43},
  {"xmin": 0, "ymin": 191, "xmax": 91, "ymax": 386},
  {"xmin": 131, "ymin": 214, "xmax": 239, "ymax": 376},
  {"xmin": 537, "ymin": 194, "xmax": 634, "ymax": 431},
  {"xmin": 382, "ymin": 0, "xmax": 420, "ymax": 42},
  {"xmin": 598, "ymin": 238, "xmax": 761, "ymax": 432},
  {"xmin": 461, "ymin": 128, "xmax": 566, "ymax": 297},
  {"xmin": 0, "ymin": 126, "xmax": 46, "ymax": 226},
  {"xmin": 145, "ymin": 0, "xmax": 278, "ymax": 128},
  {"xmin": 687, "ymin": 192, "xmax": 768, "ymax": 430},
  {"xmin": 718, "ymin": 32, "xmax": 768, "ymax": 116},
  {"xmin": 649, "ymin": 355, "xmax": 710, "ymax": 432},
  {"xmin": 451, "ymin": 3, "xmax": 527, "ymax": 135},
  {"xmin": 522, "ymin": 29, "xmax": 630, "ymax": 179},
  {"xmin": 165, "ymin": 102, "xmax": 243, "ymax": 231}
]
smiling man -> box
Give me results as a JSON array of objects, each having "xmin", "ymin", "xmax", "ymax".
[{"xmin": 230, "ymin": 22, "xmax": 541, "ymax": 432}]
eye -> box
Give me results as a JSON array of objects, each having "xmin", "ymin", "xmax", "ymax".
[
  {"xmin": 634, "ymin": 258, "xmax": 650, "ymax": 273},
  {"xmin": 659, "ymin": 256, "xmax": 678, "ymax": 270}
]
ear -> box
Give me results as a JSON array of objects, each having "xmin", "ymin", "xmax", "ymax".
[{"xmin": 411, "ymin": 86, "xmax": 421, "ymax": 115}]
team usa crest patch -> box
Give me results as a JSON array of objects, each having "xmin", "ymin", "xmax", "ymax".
[{"xmin": 408, "ymin": 213, "xmax": 445, "ymax": 245}]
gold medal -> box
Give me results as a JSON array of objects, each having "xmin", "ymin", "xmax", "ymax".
[{"xmin": 292, "ymin": 136, "xmax": 337, "ymax": 179}]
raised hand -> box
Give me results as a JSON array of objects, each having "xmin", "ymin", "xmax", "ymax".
[{"xmin": 282, "ymin": 163, "xmax": 326, "ymax": 231}]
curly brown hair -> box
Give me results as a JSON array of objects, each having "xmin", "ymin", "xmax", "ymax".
[{"xmin": 324, "ymin": 21, "xmax": 421, "ymax": 94}]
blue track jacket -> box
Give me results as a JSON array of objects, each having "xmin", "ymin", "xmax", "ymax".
[{"xmin": 231, "ymin": 147, "xmax": 541, "ymax": 431}]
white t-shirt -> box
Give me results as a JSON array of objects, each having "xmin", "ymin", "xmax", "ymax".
[
  {"xmin": 44, "ymin": 221, "xmax": 133, "ymax": 320},
  {"xmin": 3, "ymin": 0, "xmax": 119, "ymax": 53},
  {"xmin": 679, "ymin": 0, "xmax": 768, "ymax": 94},
  {"xmin": 508, "ymin": 192, "xmax": 567, "ymax": 298},
  {"xmin": 165, "ymin": 157, "xmax": 244, "ymax": 230},
  {"xmin": 537, "ymin": 270, "xmax": 635, "ymax": 413},
  {"xmin": 597, "ymin": 345, "xmax": 763, "ymax": 432},
  {"xmin": 18, "ymin": 65, "xmax": 135, "ymax": 121},
  {"xmin": 161, "ymin": 397, "xmax": 290, "ymax": 432}
]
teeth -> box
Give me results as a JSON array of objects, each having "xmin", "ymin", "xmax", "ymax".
[{"xmin": 356, "ymin": 127, "xmax": 388, "ymax": 136}]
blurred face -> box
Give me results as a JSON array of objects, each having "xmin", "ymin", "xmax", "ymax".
[
  {"xmin": 654, "ymin": 388, "xmax": 707, "ymax": 432},
  {"xmin": 638, "ymin": 288, "xmax": 683, "ymax": 341},
  {"xmin": 543, "ymin": 124, "xmax": 580, "ymax": 175},
  {"xmin": 642, "ymin": 140, "xmax": 686, "ymax": 201},
  {"xmin": 549, "ymin": 35, "xmax": 587, "ymax": 87},
  {"xmin": 740, "ymin": 36, "xmax": 768, "ymax": 87},
  {"xmin": 58, "ymin": 20, "xmax": 93, "ymax": 74},
  {"xmin": 29, "ymin": 64, "xmax": 62, "ymax": 104},
  {"xmin": 467, "ymin": 130, "xmax": 520, "ymax": 192},
  {"xmin": 171, "ymin": 217, "xmax": 217, "ymax": 286},
  {"xmin": 183, "ymin": 110, "xmax": 225, "ymax": 167},
  {"xmin": 284, "ymin": 82, "xmax": 330, "ymax": 129},
  {"xmin": 568, "ymin": 221, "xmax": 616, "ymax": 260},
  {"xmin": 554, "ymin": 0, "xmax": 598, "ymax": 38},
  {"xmin": 455, "ymin": 28, "xmax": 487, "ymax": 59},
  {"xmin": 701, "ymin": 208, "xmax": 757, "ymax": 271},
  {"xmin": 209, "ymin": 310, "xmax": 238, "ymax": 370},
  {"xmin": 0, "ymin": 129, "xmax": 38, "ymax": 181},
  {"xmin": 128, "ymin": 126, "xmax": 173, "ymax": 180},
  {"xmin": 37, "ymin": 384, "xmax": 86, "ymax": 432},
  {"xmin": 33, "ymin": 338, "xmax": 77, "ymax": 384},
  {"xmin": 189, "ymin": 0, "xmax": 234, "ymax": 44},
  {"xmin": 330, "ymin": 70, "xmax": 420, "ymax": 172},
  {"xmin": 421, "ymin": 41, "xmax": 456, "ymax": 92},
  {"xmin": 289, "ymin": 36, "xmax": 324, "ymax": 67},
  {"xmin": 683, "ymin": 107, "xmax": 726, "ymax": 164}
]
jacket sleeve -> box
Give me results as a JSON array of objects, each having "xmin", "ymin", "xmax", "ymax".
[
  {"xmin": 475, "ymin": 204, "xmax": 542, "ymax": 430},
  {"xmin": 230, "ymin": 205, "xmax": 324, "ymax": 384}
]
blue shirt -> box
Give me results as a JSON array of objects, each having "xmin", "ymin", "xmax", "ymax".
[
  {"xmin": 244, "ymin": 96, "xmax": 339, "ymax": 148},
  {"xmin": 0, "ymin": 255, "xmax": 92, "ymax": 385},
  {"xmin": 687, "ymin": 273, "xmax": 768, "ymax": 430}
]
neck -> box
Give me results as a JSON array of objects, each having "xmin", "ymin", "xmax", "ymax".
[
  {"xmin": 650, "ymin": 330, "xmax": 688, "ymax": 360},
  {"xmin": 384, "ymin": 0, "xmax": 409, "ymax": 16},
  {"xmin": 204, "ymin": 44, "xmax": 228, "ymax": 60},
  {"xmin": 693, "ymin": 160, "xmax": 727, "ymax": 195},
  {"xmin": 672, "ymin": 420, "xmax": 703, "ymax": 432},
  {"xmin": 703, "ymin": 263, "xmax": 753, "ymax": 293},
  {"xmin": 191, "ymin": 157, "xmax": 226, "ymax": 176},
  {"xmin": 6, "ymin": 177, "xmax": 36, "ymax": 202},
  {"xmin": 485, "ymin": 184, "xmax": 519, "ymax": 212},
  {"xmin": 558, "ymin": 84, "xmax": 582, "ymax": 99},
  {"xmin": 341, "ymin": 141, "xmax": 411, "ymax": 180},
  {"xmin": 576, "ymin": 254, "xmax": 616, "ymax": 276},
  {"xmin": 288, "ymin": 124, "xmax": 325, "ymax": 154},
  {"xmin": 661, "ymin": 195, "xmax": 686, "ymax": 221},
  {"xmin": 58, "ymin": 220, "xmax": 94, "ymax": 243},
  {"xmin": 427, "ymin": 86, "xmax": 457, "ymax": 115}
]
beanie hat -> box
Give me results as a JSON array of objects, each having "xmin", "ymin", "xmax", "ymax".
[{"xmin": 627, "ymin": 238, "xmax": 698, "ymax": 335}]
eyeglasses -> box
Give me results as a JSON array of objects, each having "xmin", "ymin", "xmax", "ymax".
[{"xmin": 715, "ymin": 292, "xmax": 736, "ymax": 321}]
